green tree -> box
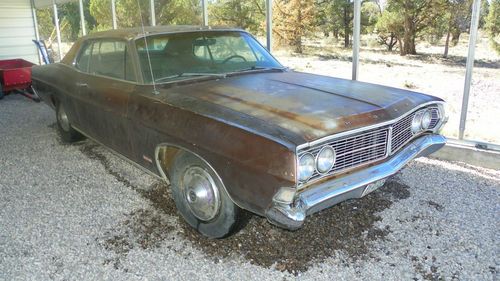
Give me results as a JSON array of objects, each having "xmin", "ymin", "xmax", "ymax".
[
  {"xmin": 89, "ymin": 0, "xmax": 201, "ymax": 30},
  {"xmin": 375, "ymin": 9, "xmax": 403, "ymax": 51},
  {"xmin": 209, "ymin": 0, "xmax": 265, "ymax": 35},
  {"xmin": 377, "ymin": 0, "xmax": 447, "ymax": 56},
  {"xmin": 486, "ymin": 0, "xmax": 500, "ymax": 54},
  {"xmin": 316, "ymin": 0, "xmax": 380, "ymax": 48}
]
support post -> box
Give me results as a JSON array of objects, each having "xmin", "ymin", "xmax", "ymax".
[
  {"xmin": 30, "ymin": 0, "xmax": 42, "ymax": 65},
  {"xmin": 79, "ymin": 0, "xmax": 86, "ymax": 35},
  {"xmin": 266, "ymin": 0, "xmax": 272, "ymax": 52},
  {"xmin": 458, "ymin": 0, "xmax": 481, "ymax": 140},
  {"xmin": 202, "ymin": 0, "xmax": 208, "ymax": 26},
  {"xmin": 111, "ymin": 0, "xmax": 117, "ymax": 29},
  {"xmin": 150, "ymin": 0, "xmax": 156, "ymax": 26},
  {"xmin": 352, "ymin": 0, "xmax": 361, "ymax": 80},
  {"xmin": 53, "ymin": 1, "xmax": 63, "ymax": 61}
]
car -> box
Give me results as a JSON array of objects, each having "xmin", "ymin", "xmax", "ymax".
[{"xmin": 32, "ymin": 25, "xmax": 447, "ymax": 238}]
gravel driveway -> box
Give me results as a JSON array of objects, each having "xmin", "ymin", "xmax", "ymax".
[{"xmin": 1, "ymin": 94, "xmax": 498, "ymax": 280}]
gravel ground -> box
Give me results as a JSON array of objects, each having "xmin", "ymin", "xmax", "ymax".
[{"xmin": 0, "ymin": 94, "xmax": 499, "ymax": 280}]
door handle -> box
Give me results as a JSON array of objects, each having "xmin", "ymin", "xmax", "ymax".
[{"xmin": 76, "ymin": 82, "xmax": 88, "ymax": 87}]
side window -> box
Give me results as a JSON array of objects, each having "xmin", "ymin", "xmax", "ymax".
[
  {"xmin": 87, "ymin": 40, "xmax": 136, "ymax": 82},
  {"xmin": 75, "ymin": 42, "xmax": 92, "ymax": 72}
]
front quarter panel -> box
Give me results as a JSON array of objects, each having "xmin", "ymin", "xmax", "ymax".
[{"xmin": 126, "ymin": 89, "xmax": 297, "ymax": 215}]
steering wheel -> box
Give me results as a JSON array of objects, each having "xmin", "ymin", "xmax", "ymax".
[{"xmin": 221, "ymin": 55, "xmax": 247, "ymax": 64}]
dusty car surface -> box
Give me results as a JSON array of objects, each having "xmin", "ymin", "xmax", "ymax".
[{"xmin": 32, "ymin": 25, "xmax": 447, "ymax": 238}]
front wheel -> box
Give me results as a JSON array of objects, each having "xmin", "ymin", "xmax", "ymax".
[
  {"xmin": 56, "ymin": 102, "xmax": 84, "ymax": 143},
  {"xmin": 170, "ymin": 151, "xmax": 248, "ymax": 238}
]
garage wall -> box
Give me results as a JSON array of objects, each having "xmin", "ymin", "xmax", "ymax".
[{"xmin": 0, "ymin": 0, "xmax": 39, "ymax": 64}]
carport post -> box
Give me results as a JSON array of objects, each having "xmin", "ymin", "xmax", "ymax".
[
  {"xmin": 266, "ymin": 0, "xmax": 272, "ymax": 52},
  {"xmin": 351, "ymin": 0, "xmax": 361, "ymax": 81},
  {"xmin": 202, "ymin": 0, "xmax": 208, "ymax": 26},
  {"xmin": 458, "ymin": 0, "xmax": 481, "ymax": 140},
  {"xmin": 30, "ymin": 0, "xmax": 42, "ymax": 65},
  {"xmin": 150, "ymin": 0, "xmax": 156, "ymax": 26},
  {"xmin": 111, "ymin": 0, "xmax": 117, "ymax": 29},
  {"xmin": 79, "ymin": 0, "xmax": 86, "ymax": 35},
  {"xmin": 53, "ymin": 1, "xmax": 63, "ymax": 61}
]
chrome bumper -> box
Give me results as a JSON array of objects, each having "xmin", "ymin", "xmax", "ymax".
[{"xmin": 265, "ymin": 134, "xmax": 447, "ymax": 230}]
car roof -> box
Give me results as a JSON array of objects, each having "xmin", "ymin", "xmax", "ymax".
[{"xmin": 81, "ymin": 25, "xmax": 244, "ymax": 41}]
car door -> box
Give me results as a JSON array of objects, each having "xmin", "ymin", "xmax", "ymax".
[{"xmin": 74, "ymin": 39, "xmax": 138, "ymax": 155}]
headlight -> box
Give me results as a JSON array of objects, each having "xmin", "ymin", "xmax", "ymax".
[
  {"xmin": 316, "ymin": 146, "xmax": 336, "ymax": 174},
  {"xmin": 298, "ymin": 153, "xmax": 315, "ymax": 182},
  {"xmin": 421, "ymin": 110, "xmax": 432, "ymax": 130},
  {"xmin": 411, "ymin": 111, "xmax": 424, "ymax": 134}
]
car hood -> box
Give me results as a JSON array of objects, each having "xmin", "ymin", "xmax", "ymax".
[{"xmin": 157, "ymin": 71, "xmax": 442, "ymax": 146}]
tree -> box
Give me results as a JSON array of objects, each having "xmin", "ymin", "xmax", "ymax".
[
  {"xmin": 89, "ymin": 0, "xmax": 201, "ymax": 30},
  {"xmin": 317, "ymin": 0, "xmax": 380, "ymax": 48},
  {"xmin": 486, "ymin": 0, "xmax": 500, "ymax": 54},
  {"xmin": 209, "ymin": 0, "xmax": 265, "ymax": 35},
  {"xmin": 375, "ymin": 9, "xmax": 404, "ymax": 51},
  {"xmin": 273, "ymin": 0, "xmax": 316, "ymax": 53},
  {"xmin": 377, "ymin": 0, "xmax": 446, "ymax": 56}
]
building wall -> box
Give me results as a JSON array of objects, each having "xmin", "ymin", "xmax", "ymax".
[{"xmin": 0, "ymin": 0, "xmax": 39, "ymax": 64}]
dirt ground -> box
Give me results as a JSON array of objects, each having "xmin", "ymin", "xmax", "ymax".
[{"xmin": 272, "ymin": 32, "xmax": 500, "ymax": 144}]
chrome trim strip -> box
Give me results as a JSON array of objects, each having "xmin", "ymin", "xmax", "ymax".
[{"xmin": 296, "ymin": 101, "xmax": 445, "ymax": 151}]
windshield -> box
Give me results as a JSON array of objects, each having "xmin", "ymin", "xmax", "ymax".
[{"xmin": 135, "ymin": 31, "xmax": 283, "ymax": 83}]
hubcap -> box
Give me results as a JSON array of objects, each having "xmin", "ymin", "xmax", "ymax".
[
  {"xmin": 181, "ymin": 166, "xmax": 220, "ymax": 221},
  {"xmin": 57, "ymin": 106, "xmax": 70, "ymax": 132}
]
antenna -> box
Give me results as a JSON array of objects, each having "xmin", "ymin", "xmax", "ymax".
[{"xmin": 136, "ymin": 0, "xmax": 158, "ymax": 94}]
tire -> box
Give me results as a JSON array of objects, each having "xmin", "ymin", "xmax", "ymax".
[
  {"xmin": 0, "ymin": 83, "xmax": 4, "ymax": 100},
  {"xmin": 56, "ymin": 102, "xmax": 84, "ymax": 143},
  {"xmin": 170, "ymin": 151, "xmax": 248, "ymax": 238}
]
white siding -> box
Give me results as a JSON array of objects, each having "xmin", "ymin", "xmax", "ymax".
[{"xmin": 0, "ymin": 0, "xmax": 39, "ymax": 64}]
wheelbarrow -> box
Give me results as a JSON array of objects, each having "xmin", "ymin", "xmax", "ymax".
[{"xmin": 0, "ymin": 58, "xmax": 40, "ymax": 102}]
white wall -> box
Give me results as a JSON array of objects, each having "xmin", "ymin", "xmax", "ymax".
[{"xmin": 0, "ymin": 0, "xmax": 39, "ymax": 64}]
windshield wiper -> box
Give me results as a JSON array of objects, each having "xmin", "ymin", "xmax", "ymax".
[
  {"xmin": 155, "ymin": 72, "xmax": 226, "ymax": 83},
  {"xmin": 234, "ymin": 66, "xmax": 288, "ymax": 73}
]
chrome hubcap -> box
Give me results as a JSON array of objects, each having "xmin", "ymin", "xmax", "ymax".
[
  {"xmin": 57, "ymin": 106, "xmax": 70, "ymax": 132},
  {"xmin": 181, "ymin": 166, "xmax": 220, "ymax": 221}
]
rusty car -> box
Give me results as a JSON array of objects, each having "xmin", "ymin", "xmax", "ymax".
[{"xmin": 32, "ymin": 26, "xmax": 447, "ymax": 238}]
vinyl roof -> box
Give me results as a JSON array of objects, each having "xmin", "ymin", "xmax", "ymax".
[{"xmin": 81, "ymin": 25, "xmax": 242, "ymax": 40}]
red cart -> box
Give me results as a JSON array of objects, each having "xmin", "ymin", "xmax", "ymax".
[{"xmin": 0, "ymin": 58, "xmax": 40, "ymax": 101}]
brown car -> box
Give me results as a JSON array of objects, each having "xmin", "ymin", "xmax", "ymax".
[{"xmin": 32, "ymin": 26, "xmax": 447, "ymax": 238}]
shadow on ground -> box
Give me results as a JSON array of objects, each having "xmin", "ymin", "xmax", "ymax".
[{"xmin": 76, "ymin": 138, "xmax": 411, "ymax": 274}]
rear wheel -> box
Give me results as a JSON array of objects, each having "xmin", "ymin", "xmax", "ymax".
[
  {"xmin": 0, "ymin": 83, "xmax": 4, "ymax": 100},
  {"xmin": 56, "ymin": 102, "xmax": 84, "ymax": 143},
  {"xmin": 170, "ymin": 151, "xmax": 248, "ymax": 238}
]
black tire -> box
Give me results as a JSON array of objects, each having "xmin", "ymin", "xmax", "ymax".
[
  {"xmin": 0, "ymin": 83, "xmax": 4, "ymax": 100},
  {"xmin": 56, "ymin": 102, "xmax": 84, "ymax": 143},
  {"xmin": 171, "ymin": 151, "xmax": 248, "ymax": 238}
]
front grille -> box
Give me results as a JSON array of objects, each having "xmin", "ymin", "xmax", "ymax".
[
  {"xmin": 303, "ymin": 127, "xmax": 389, "ymax": 182},
  {"xmin": 298, "ymin": 105, "xmax": 441, "ymax": 186},
  {"xmin": 390, "ymin": 107, "xmax": 440, "ymax": 153}
]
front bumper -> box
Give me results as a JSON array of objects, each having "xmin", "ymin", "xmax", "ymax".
[{"xmin": 265, "ymin": 134, "xmax": 446, "ymax": 230}]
